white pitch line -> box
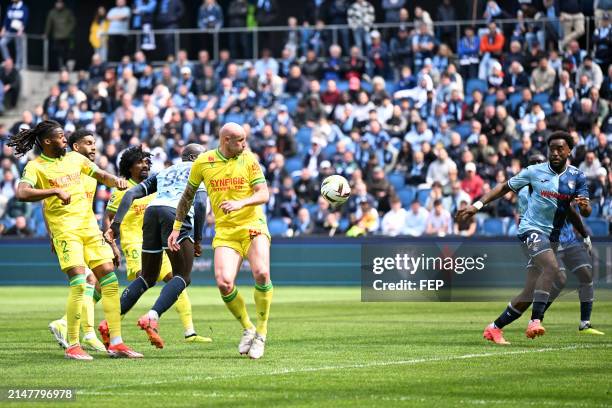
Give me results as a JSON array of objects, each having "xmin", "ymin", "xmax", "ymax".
[{"xmin": 81, "ymin": 343, "xmax": 611, "ymax": 395}]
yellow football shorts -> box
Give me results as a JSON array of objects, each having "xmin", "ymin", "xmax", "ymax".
[
  {"xmin": 53, "ymin": 228, "xmax": 114, "ymax": 272},
  {"xmin": 123, "ymin": 243, "xmax": 173, "ymax": 281},
  {"xmin": 212, "ymin": 225, "xmax": 271, "ymax": 258}
]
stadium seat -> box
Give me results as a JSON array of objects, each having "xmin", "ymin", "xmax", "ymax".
[
  {"xmin": 268, "ymin": 218, "xmax": 289, "ymax": 236},
  {"xmin": 337, "ymin": 80, "xmax": 350, "ymax": 92},
  {"xmin": 223, "ymin": 112, "xmax": 245, "ymax": 124},
  {"xmin": 416, "ymin": 188, "xmax": 431, "ymax": 206},
  {"xmin": 453, "ymin": 122, "xmax": 471, "ymax": 140},
  {"xmin": 482, "ymin": 218, "xmax": 505, "ymax": 236},
  {"xmin": 533, "ymin": 92, "xmax": 551, "ymax": 106},
  {"xmin": 284, "ymin": 97, "xmax": 298, "ymax": 113},
  {"xmin": 397, "ymin": 188, "xmax": 416, "ymax": 207},
  {"xmin": 588, "ymin": 202, "xmax": 601, "ymax": 218},
  {"xmin": 296, "ymin": 127, "xmax": 312, "ymax": 145},
  {"xmin": 388, "ymin": 172, "xmax": 405, "ymax": 191},
  {"xmin": 484, "ymin": 94, "xmax": 496, "ymax": 105},
  {"xmin": 465, "ymin": 79, "xmax": 487, "ymax": 96},
  {"xmin": 361, "ymin": 82, "xmax": 373, "ymax": 93},
  {"xmin": 508, "ymin": 92, "xmax": 522, "ymax": 112},
  {"xmin": 285, "ymin": 157, "xmax": 303, "ymax": 174},
  {"xmin": 585, "ymin": 219, "xmax": 609, "ymax": 237},
  {"xmin": 323, "ymin": 143, "xmax": 337, "ymax": 158}
]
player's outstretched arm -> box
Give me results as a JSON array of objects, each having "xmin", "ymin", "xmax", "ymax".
[
  {"xmin": 219, "ymin": 183, "xmax": 270, "ymax": 214},
  {"xmin": 168, "ymin": 183, "xmax": 198, "ymax": 251},
  {"xmin": 90, "ymin": 168, "xmax": 128, "ymax": 190},
  {"xmin": 455, "ymin": 182, "xmax": 512, "ymax": 223},
  {"xmin": 106, "ymin": 181, "xmax": 155, "ymax": 242},
  {"xmin": 15, "ymin": 182, "xmax": 71, "ymax": 204}
]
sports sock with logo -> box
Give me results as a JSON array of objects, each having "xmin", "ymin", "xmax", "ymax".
[
  {"xmin": 66, "ymin": 274, "xmax": 86, "ymax": 346},
  {"xmin": 222, "ymin": 286, "xmax": 254, "ymax": 330},
  {"xmin": 254, "ymin": 282, "xmax": 273, "ymax": 336},
  {"xmin": 493, "ymin": 302, "xmax": 522, "ymax": 329},
  {"xmin": 151, "ymin": 276, "xmax": 187, "ymax": 317},
  {"xmin": 99, "ymin": 272, "xmax": 122, "ymax": 345},
  {"xmin": 120, "ymin": 276, "xmax": 152, "ymax": 315}
]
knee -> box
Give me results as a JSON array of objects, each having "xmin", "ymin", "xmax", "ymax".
[
  {"xmin": 252, "ymin": 265, "xmax": 270, "ymax": 283},
  {"xmin": 216, "ymin": 276, "xmax": 233, "ymax": 294}
]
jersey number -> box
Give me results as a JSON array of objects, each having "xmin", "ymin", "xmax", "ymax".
[{"xmin": 526, "ymin": 232, "xmax": 541, "ymax": 250}]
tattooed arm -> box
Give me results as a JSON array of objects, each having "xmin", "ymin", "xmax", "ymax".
[{"xmin": 167, "ymin": 183, "xmax": 198, "ymax": 251}]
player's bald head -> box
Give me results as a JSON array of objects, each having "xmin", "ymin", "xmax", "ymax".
[
  {"xmin": 182, "ymin": 143, "xmax": 205, "ymax": 162},
  {"xmin": 220, "ymin": 122, "xmax": 245, "ymax": 141}
]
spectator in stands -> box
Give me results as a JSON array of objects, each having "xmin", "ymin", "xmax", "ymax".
[
  {"xmin": 381, "ymin": 195, "xmax": 408, "ymax": 236},
  {"xmin": 45, "ymin": 1, "xmax": 76, "ymax": 71},
  {"xmin": 157, "ymin": 0, "xmax": 184, "ymax": 58},
  {"xmin": 106, "ymin": 0, "xmax": 131, "ymax": 62},
  {"xmin": 291, "ymin": 207, "xmax": 314, "ymax": 236},
  {"xmin": 198, "ymin": 0, "xmax": 224, "ymax": 30},
  {"xmin": 457, "ymin": 26, "xmax": 480, "ymax": 80},
  {"xmin": 504, "ymin": 61, "xmax": 529, "ymax": 94},
  {"xmin": 347, "ymin": 0, "xmax": 375, "ymax": 56},
  {"xmin": 478, "ymin": 21, "xmax": 505, "ymax": 81},
  {"xmin": 412, "ymin": 22, "xmax": 435, "ymax": 74},
  {"xmin": 255, "ymin": 0, "xmax": 279, "ymax": 51},
  {"xmin": 2, "ymin": 215, "xmax": 32, "ymax": 237},
  {"xmin": 530, "ymin": 57, "xmax": 556, "ymax": 94},
  {"xmin": 346, "ymin": 196, "xmax": 379, "ymax": 236},
  {"xmin": 460, "ymin": 162, "xmax": 484, "ymax": 200},
  {"xmin": 367, "ymin": 31, "xmax": 390, "ymax": 79},
  {"xmin": 403, "ymin": 199, "xmax": 428, "ymax": 236},
  {"xmin": 426, "ymin": 146, "xmax": 456, "ymax": 186},
  {"xmin": 560, "ymin": 0, "xmax": 585, "ymax": 50},
  {"xmin": 425, "ymin": 198, "xmax": 451, "ymax": 236},
  {"xmin": 0, "ymin": 58, "xmax": 20, "ymax": 109},
  {"xmin": 573, "ymin": 98, "xmax": 599, "ymax": 135},
  {"xmin": 453, "ymin": 200, "xmax": 476, "ymax": 236},
  {"xmin": 227, "ymin": 0, "xmax": 248, "ymax": 59},
  {"xmin": 0, "ymin": 0, "xmax": 28, "ymax": 70},
  {"xmin": 366, "ymin": 166, "xmax": 394, "ymax": 214},
  {"xmin": 576, "ymin": 56, "xmax": 604, "ymax": 90},
  {"xmin": 89, "ymin": 7, "xmax": 109, "ymax": 61},
  {"xmin": 579, "ymin": 151, "xmax": 603, "ymax": 180},
  {"xmin": 390, "ymin": 27, "xmax": 412, "ymax": 73}
]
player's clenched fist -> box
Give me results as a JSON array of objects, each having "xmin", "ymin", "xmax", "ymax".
[
  {"xmin": 455, "ymin": 206, "xmax": 477, "ymax": 223},
  {"xmin": 54, "ymin": 189, "xmax": 71, "ymax": 205},
  {"xmin": 114, "ymin": 177, "xmax": 129, "ymax": 190}
]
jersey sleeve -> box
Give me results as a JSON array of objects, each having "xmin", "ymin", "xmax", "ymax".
[
  {"xmin": 106, "ymin": 188, "xmax": 126, "ymax": 213},
  {"xmin": 507, "ymin": 166, "xmax": 531, "ymax": 192},
  {"xmin": 140, "ymin": 175, "xmax": 158, "ymax": 195},
  {"xmin": 247, "ymin": 152, "xmax": 266, "ymax": 186},
  {"xmin": 76, "ymin": 153, "xmax": 99, "ymax": 177},
  {"xmin": 20, "ymin": 161, "xmax": 40, "ymax": 188},
  {"xmin": 575, "ymin": 171, "xmax": 589, "ymax": 198},
  {"xmin": 187, "ymin": 157, "xmax": 205, "ymax": 189}
]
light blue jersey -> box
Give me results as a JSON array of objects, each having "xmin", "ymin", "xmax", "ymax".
[
  {"xmin": 517, "ymin": 185, "xmax": 581, "ymax": 248},
  {"xmin": 143, "ymin": 161, "xmax": 205, "ymax": 218},
  {"xmin": 508, "ymin": 162, "xmax": 588, "ymax": 241}
]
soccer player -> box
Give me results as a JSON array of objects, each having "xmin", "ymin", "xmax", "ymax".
[
  {"xmin": 168, "ymin": 123, "xmax": 273, "ymax": 359},
  {"xmin": 104, "ymin": 144, "xmax": 209, "ymax": 349},
  {"xmin": 48, "ymin": 129, "xmax": 113, "ymax": 352},
  {"xmin": 456, "ymin": 131, "xmax": 591, "ymax": 340},
  {"xmin": 481, "ymin": 154, "xmax": 603, "ymax": 344},
  {"xmin": 99, "ymin": 145, "xmax": 211, "ymax": 346},
  {"xmin": 10, "ymin": 120, "xmax": 142, "ymax": 360}
]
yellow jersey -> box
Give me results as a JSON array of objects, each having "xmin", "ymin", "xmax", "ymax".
[
  {"xmin": 21, "ymin": 151, "xmax": 99, "ymax": 234},
  {"xmin": 106, "ymin": 178, "xmax": 155, "ymax": 246},
  {"xmin": 83, "ymin": 174, "xmax": 97, "ymax": 206},
  {"xmin": 188, "ymin": 148, "xmax": 267, "ymax": 229}
]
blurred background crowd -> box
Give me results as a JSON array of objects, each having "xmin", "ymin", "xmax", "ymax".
[{"xmin": 0, "ymin": 0, "xmax": 610, "ymax": 238}]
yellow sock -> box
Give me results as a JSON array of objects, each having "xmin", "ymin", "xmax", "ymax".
[
  {"xmin": 99, "ymin": 272, "xmax": 122, "ymax": 342},
  {"xmin": 66, "ymin": 275, "xmax": 86, "ymax": 345},
  {"xmin": 221, "ymin": 287, "xmax": 254, "ymax": 330},
  {"xmin": 254, "ymin": 282, "xmax": 273, "ymax": 336},
  {"xmin": 174, "ymin": 289, "xmax": 195, "ymax": 335},
  {"xmin": 80, "ymin": 283, "xmax": 96, "ymax": 335}
]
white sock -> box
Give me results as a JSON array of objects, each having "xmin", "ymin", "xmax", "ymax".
[
  {"xmin": 148, "ymin": 310, "xmax": 159, "ymax": 320},
  {"xmin": 580, "ymin": 320, "xmax": 590, "ymax": 329},
  {"xmin": 184, "ymin": 328, "xmax": 196, "ymax": 337},
  {"xmin": 83, "ymin": 332, "xmax": 96, "ymax": 341},
  {"xmin": 489, "ymin": 322, "xmax": 497, "ymax": 329},
  {"xmin": 110, "ymin": 336, "xmax": 123, "ymax": 346}
]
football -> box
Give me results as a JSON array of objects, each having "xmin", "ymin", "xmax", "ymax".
[{"xmin": 321, "ymin": 175, "xmax": 351, "ymax": 206}]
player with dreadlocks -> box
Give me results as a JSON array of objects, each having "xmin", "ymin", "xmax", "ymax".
[
  {"xmin": 11, "ymin": 120, "xmax": 142, "ymax": 360},
  {"xmin": 99, "ymin": 145, "xmax": 211, "ymax": 346},
  {"xmin": 48, "ymin": 129, "xmax": 117, "ymax": 353}
]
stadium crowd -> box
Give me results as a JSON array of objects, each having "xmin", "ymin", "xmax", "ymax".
[{"xmin": 0, "ymin": 0, "xmax": 610, "ymax": 238}]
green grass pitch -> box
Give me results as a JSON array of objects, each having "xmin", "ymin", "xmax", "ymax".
[{"xmin": 0, "ymin": 287, "xmax": 610, "ymax": 407}]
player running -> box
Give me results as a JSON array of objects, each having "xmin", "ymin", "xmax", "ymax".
[
  {"xmin": 482, "ymin": 154, "xmax": 603, "ymax": 345},
  {"xmin": 104, "ymin": 144, "xmax": 209, "ymax": 349},
  {"xmin": 99, "ymin": 145, "xmax": 211, "ymax": 346},
  {"xmin": 10, "ymin": 120, "xmax": 142, "ymax": 360},
  {"xmin": 48, "ymin": 129, "xmax": 114, "ymax": 353},
  {"xmin": 456, "ymin": 131, "xmax": 591, "ymax": 340},
  {"xmin": 168, "ymin": 123, "xmax": 273, "ymax": 359}
]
